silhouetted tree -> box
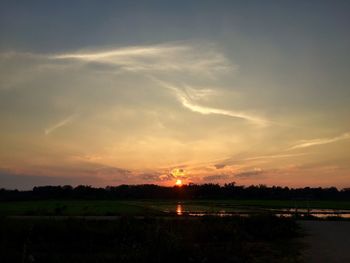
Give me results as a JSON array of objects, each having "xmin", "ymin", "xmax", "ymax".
[{"xmin": 0, "ymin": 183, "xmax": 349, "ymax": 201}]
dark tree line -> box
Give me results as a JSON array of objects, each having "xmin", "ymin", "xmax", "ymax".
[{"xmin": 1, "ymin": 183, "xmax": 350, "ymax": 201}]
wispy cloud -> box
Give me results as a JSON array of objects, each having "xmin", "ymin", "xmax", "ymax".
[
  {"xmin": 289, "ymin": 132, "xmax": 350, "ymax": 150},
  {"xmin": 234, "ymin": 168, "xmax": 264, "ymax": 178},
  {"xmin": 50, "ymin": 43, "xmax": 233, "ymax": 75},
  {"xmin": 214, "ymin": 152, "xmax": 309, "ymax": 169},
  {"xmin": 44, "ymin": 114, "xmax": 77, "ymax": 135},
  {"xmin": 203, "ymin": 174, "xmax": 232, "ymax": 181},
  {"xmin": 245, "ymin": 152, "xmax": 309, "ymax": 161},
  {"xmin": 149, "ymin": 77, "xmax": 268, "ymax": 126},
  {"xmin": 52, "ymin": 45, "xmax": 187, "ymax": 60}
]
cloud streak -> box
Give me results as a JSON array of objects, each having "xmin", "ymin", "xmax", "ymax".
[
  {"xmin": 50, "ymin": 43, "xmax": 232, "ymax": 75},
  {"xmin": 44, "ymin": 114, "xmax": 77, "ymax": 135},
  {"xmin": 214, "ymin": 152, "xmax": 309, "ymax": 169},
  {"xmin": 289, "ymin": 132, "xmax": 350, "ymax": 150},
  {"xmin": 149, "ymin": 77, "xmax": 268, "ymax": 126},
  {"xmin": 234, "ymin": 168, "xmax": 264, "ymax": 178}
]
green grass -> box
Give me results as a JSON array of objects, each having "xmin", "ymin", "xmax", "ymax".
[
  {"xmin": 0, "ymin": 199, "xmax": 349, "ymax": 216},
  {"xmin": 212, "ymin": 199, "xmax": 350, "ymax": 209},
  {"xmin": 0, "ymin": 200, "xmax": 163, "ymax": 216}
]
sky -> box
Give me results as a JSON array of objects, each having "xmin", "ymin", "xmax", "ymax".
[{"xmin": 1, "ymin": 0, "xmax": 350, "ymax": 189}]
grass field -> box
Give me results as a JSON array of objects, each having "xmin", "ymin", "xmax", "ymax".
[
  {"xmin": 0, "ymin": 199, "xmax": 349, "ymax": 216},
  {"xmin": 0, "ymin": 200, "xmax": 162, "ymax": 216}
]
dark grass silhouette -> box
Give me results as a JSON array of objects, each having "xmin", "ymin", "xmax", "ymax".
[{"xmin": 0, "ymin": 215, "xmax": 302, "ymax": 263}]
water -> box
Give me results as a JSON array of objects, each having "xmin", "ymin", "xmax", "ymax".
[{"xmin": 171, "ymin": 203, "xmax": 350, "ymax": 218}]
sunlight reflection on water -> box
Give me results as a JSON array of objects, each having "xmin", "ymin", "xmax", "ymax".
[
  {"xmin": 172, "ymin": 204, "xmax": 350, "ymax": 218},
  {"xmin": 176, "ymin": 204, "xmax": 183, "ymax": 215}
]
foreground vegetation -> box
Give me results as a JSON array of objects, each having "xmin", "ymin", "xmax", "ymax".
[{"xmin": 0, "ymin": 215, "xmax": 302, "ymax": 263}]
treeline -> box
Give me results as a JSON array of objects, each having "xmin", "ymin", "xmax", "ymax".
[{"xmin": 1, "ymin": 183, "xmax": 350, "ymax": 201}]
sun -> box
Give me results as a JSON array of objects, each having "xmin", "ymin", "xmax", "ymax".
[{"xmin": 175, "ymin": 179, "xmax": 183, "ymax": 186}]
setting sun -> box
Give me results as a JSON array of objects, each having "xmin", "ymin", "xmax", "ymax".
[{"xmin": 175, "ymin": 179, "xmax": 183, "ymax": 186}]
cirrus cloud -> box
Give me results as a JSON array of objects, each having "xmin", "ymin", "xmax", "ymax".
[
  {"xmin": 289, "ymin": 132, "xmax": 350, "ymax": 150},
  {"xmin": 50, "ymin": 43, "xmax": 233, "ymax": 76}
]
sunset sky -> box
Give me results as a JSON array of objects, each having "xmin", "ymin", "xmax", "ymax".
[{"xmin": 1, "ymin": 1, "xmax": 350, "ymax": 189}]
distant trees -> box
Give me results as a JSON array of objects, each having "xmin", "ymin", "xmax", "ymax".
[{"xmin": 0, "ymin": 183, "xmax": 350, "ymax": 201}]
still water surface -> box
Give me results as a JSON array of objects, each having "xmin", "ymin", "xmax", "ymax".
[{"xmin": 171, "ymin": 203, "xmax": 350, "ymax": 218}]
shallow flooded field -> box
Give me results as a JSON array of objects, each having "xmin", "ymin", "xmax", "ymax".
[
  {"xmin": 165, "ymin": 203, "xmax": 350, "ymax": 218},
  {"xmin": 1, "ymin": 199, "xmax": 350, "ymax": 218}
]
